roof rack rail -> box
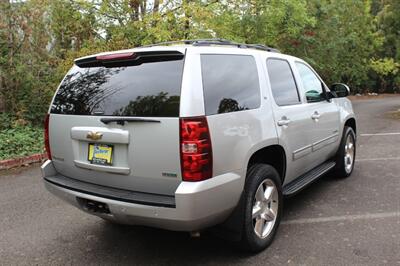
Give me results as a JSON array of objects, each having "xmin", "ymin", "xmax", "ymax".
[
  {"xmin": 140, "ymin": 39, "xmax": 281, "ymax": 53},
  {"xmin": 244, "ymin": 44, "xmax": 281, "ymax": 53}
]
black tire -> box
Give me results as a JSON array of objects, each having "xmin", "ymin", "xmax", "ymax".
[
  {"xmin": 238, "ymin": 164, "xmax": 283, "ymax": 252},
  {"xmin": 333, "ymin": 126, "xmax": 356, "ymax": 178}
]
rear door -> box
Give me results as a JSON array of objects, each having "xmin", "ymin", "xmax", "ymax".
[
  {"xmin": 265, "ymin": 58, "xmax": 316, "ymax": 184},
  {"xmin": 48, "ymin": 50, "xmax": 185, "ymax": 196}
]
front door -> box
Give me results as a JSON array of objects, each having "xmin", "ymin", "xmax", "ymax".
[{"xmin": 294, "ymin": 62, "xmax": 340, "ymax": 165}]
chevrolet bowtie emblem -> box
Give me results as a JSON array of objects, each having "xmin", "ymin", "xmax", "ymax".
[{"xmin": 86, "ymin": 131, "xmax": 103, "ymax": 141}]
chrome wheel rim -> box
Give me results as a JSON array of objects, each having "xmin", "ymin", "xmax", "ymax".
[
  {"xmin": 252, "ymin": 179, "xmax": 279, "ymax": 239},
  {"xmin": 344, "ymin": 134, "xmax": 355, "ymax": 173}
]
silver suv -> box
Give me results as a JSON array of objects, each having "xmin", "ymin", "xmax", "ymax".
[{"xmin": 42, "ymin": 39, "xmax": 356, "ymax": 252}]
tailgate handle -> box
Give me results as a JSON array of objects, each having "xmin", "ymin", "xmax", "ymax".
[
  {"xmin": 100, "ymin": 117, "xmax": 161, "ymax": 125},
  {"xmin": 74, "ymin": 160, "xmax": 130, "ymax": 175}
]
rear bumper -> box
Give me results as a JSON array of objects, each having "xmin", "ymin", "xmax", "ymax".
[{"xmin": 41, "ymin": 160, "xmax": 243, "ymax": 231}]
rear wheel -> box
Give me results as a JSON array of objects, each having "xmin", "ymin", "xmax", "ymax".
[
  {"xmin": 333, "ymin": 126, "xmax": 356, "ymax": 178},
  {"xmin": 239, "ymin": 164, "xmax": 282, "ymax": 252}
]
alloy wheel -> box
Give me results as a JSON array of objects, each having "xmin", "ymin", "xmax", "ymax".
[
  {"xmin": 344, "ymin": 134, "xmax": 355, "ymax": 174},
  {"xmin": 252, "ymin": 179, "xmax": 279, "ymax": 239}
]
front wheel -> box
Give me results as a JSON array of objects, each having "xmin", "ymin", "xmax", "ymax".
[
  {"xmin": 239, "ymin": 164, "xmax": 283, "ymax": 252},
  {"xmin": 333, "ymin": 126, "xmax": 356, "ymax": 178}
]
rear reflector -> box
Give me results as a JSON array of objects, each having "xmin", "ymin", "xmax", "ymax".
[
  {"xmin": 44, "ymin": 114, "xmax": 52, "ymax": 160},
  {"xmin": 180, "ymin": 117, "xmax": 213, "ymax": 181},
  {"xmin": 96, "ymin": 52, "xmax": 136, "ymax": 61}
]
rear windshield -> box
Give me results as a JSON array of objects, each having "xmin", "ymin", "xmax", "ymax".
[{"xmin": 51, "ymin": 58, "xmax": 184, "ymax": 117}]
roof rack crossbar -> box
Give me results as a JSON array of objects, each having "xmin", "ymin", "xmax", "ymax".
[{"xmin": 139, "ymin": 39, "xmax": 280, "ymax": 53}]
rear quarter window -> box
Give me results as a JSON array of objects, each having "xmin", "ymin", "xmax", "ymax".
[
  {"xmin": 201, "ymin": 54, "xmax": 261, "ymax": 115},
  {"xmin": 51, "ymin": 58, "xmax": 184, "ymax": 117}
]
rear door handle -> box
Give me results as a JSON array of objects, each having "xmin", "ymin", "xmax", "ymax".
[
  {"xmin": 311, "ymin": 111, "xmax": 321, "ymax": 120},
  {"xmin": 277, "ymin": 117, "xmax": 291, "ymax": 126}
]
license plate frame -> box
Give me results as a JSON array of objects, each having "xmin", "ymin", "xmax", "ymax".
[{"xmin": 88, "ymin": 143, "xmax": 113, "ymax": 166}]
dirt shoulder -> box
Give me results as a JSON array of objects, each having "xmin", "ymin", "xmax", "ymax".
[{"xmin": 348, "ymin": 93, "xmax": 400, "ymax": 101}]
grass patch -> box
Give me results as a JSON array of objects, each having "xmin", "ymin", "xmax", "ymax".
[
  {"xmin": 387, "ymin": 109, "xmax": 400, "ymax": 120},
  {"xmin": 0, "ymin": 126, "xmax": 44, "ymax": 160},
  {"xmin": 388, "ymin": 112, "xmax": 400, "ymax": 119}
]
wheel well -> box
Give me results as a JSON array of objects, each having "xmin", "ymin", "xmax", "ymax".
[
  {"xmin": 247, "ymin": 145, "xmax": 286, "ymax": 183},
  {"xmin": 345, "ymin": 118, "xmax": 357, "ymax": 134}
]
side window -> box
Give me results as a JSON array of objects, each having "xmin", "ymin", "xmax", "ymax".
[
  {"xmin": 201, "ymin": 54, "xmax": 261, "ymax": 115},
  {"xmin": 266, "ymin": 59, "xmax": 300, "ymax": 106},
  {"xmin": 295, "ymin": 62, "xmax": 325, "ymax": 103}
]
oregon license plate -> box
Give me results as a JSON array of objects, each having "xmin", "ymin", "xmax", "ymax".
[{"xmin": 88, "ymin": 143, "xmax": 113, "ymax": 165}]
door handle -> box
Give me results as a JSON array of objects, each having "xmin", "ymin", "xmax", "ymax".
[
  {"xmin": 311, "ymin": 111, "xmax": 321, "ymax": 120},
  {"xmin": 277, "ymin": 117, "xmax": 291, "ymax": 126}
]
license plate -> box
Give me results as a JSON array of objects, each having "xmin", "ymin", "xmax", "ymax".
[{"xmin": 88, "ymin": 143, "xmax": 113, "ymax": 165}]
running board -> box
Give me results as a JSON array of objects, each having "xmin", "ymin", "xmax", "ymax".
[{"xmin": 283, "ymin": 161, "xmax": 336, "ymax": 196}]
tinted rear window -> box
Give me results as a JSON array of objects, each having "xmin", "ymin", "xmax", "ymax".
[
  {"xmin": 51, "ymin": 58, "xmax": 184, "ymax": 117},
  {"xmin": 266, "ymin": 58, "xmax": 300, "ymax": 106},
  {"xmin": 201, "ymin": 54, "xmax": 260, "ymax": 115}
]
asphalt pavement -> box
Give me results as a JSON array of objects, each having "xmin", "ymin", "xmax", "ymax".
[{"xmin": 1, "ymin": 96, "xmax": 399, "ymax": 265}]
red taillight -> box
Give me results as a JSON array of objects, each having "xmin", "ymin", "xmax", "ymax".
[
  {"xmin": 180, "ymin": 116, "xmax": 213, "ymax": 182},
  {"xmin": 44, "ymin": 114, "xmax": 52, "ymax": 160},
  {"xmin": 96, "ymin": 52, "xmax": 136, "ymax": 61}
]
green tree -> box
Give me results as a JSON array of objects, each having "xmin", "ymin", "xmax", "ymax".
[
  {"xmin": 286, "ymin": 0, "xmax": 379, "ymax": 93},
  {"xmin": 0, "ymin": 0, "xmax": 55, "ymax": 124},
  {"xmin": 49, "ymin": 0, "xmax": 97, "ymax": 58},
  {"xmin": 209, "ymin": 0, "xmax": 315, "ymax": 47},
  {"xmin": 370, "ymin": 58, "xmax": 399, "ymax": 92},
  {"xmin": 374, "ymin": 0, "xmax": 400, "ymax": 91}
]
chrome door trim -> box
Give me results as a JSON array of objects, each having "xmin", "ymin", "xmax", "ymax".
[
  {"xmin": 312, "ymin": 133, "xmax": 339, "ymax": 152},
  {"xmin": 293, "ymin": 132, "xmax": 339, "ymax": 161},
  {"xmin": 293, "ymin": 144, "xmax": 312, "ymax": 160},
  {"xmin": 71, "ymin": 127, "xmax": 130, "ymax": 144}
]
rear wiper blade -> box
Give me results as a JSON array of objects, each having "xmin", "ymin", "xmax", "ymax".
[{"xmin": 100, "ymin": 117, "xmax": 161, "ymax": 125}]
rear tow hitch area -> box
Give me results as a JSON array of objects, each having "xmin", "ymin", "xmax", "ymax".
[
  {"xmin": 77, "ymin": 197, "xmax": 111, "ymax": 214},
  {"xmin": 190, "ymin": 231, "xmax": 201, "ymax": 238}
]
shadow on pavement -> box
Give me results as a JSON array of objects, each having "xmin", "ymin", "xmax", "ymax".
[
  {"xmin": 71, "ymin": 172, "xmax": 348, "ymax": 264},
  {"xmin": 74, "ymin": 220, "xmax": 257, "ymax": 265}
]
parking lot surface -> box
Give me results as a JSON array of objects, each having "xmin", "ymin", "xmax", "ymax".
[{"xmin": 1, "ymin": 97, "xmax": 399, "ymax": 265}]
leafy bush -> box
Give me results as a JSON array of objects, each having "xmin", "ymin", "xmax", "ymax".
[
  {"xmin": 0, "ymin": 125, "xmax": 44, "ymax": 160},
  {"xmin": 0, "ymin": 113, "xmax": 14, "ymax": 130}
]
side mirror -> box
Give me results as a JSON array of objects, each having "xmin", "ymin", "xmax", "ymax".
[{"xmin": 330, "ymin": 83, "xmax": 350, "ymax": 98}]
